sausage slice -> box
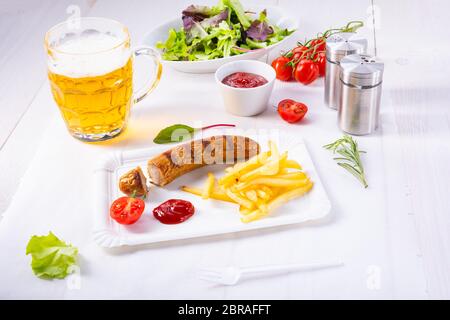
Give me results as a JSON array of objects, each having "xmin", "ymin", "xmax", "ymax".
[{"xmin": 119, "ymin": 166, "xmax": 148, "ymax": 197}]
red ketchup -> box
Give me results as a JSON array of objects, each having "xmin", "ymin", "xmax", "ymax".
[
  {"xmin": 222, "ymin": 72, "xmax": 268, "ymax": 88},
  {"xmin": 153, "ymin": 199, "xmax": 195, "ymax": 224}
]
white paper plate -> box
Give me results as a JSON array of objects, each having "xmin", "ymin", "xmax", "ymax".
[
  {"xmin": 93, "ymin": 134, "xmax": 331, "ymax": 247},
  {"xmin": 142, "ymin": 5, "xmax": 298, "ymax": 73}
]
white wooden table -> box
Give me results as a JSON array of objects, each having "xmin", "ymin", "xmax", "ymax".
[{"xmin": 0, "ymin": 0, "xmax": 449, "ymax": 299}]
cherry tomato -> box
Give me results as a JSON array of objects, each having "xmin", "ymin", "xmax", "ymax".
[
  {"xmin": 271, "ymin": 56, "xmax": 293, "ymax": 81},
  {"xmin": 277, "ymin": 99, "xmax": 308, "ymax": 123},
  {"xmin": 110, "ymin": 196, "xmax": 145, "ymax": 225},
  {"xmin": 294, "ymin": 59, "xmax": 319, "ymax": 85},
  {"xmin": 315, "ymin": 52, "xmax": 326, "ymax": 77},
  {"xmin": 292, "ymin": 45, "xmax": 309, "ymax": 55},
  {"xmin": 310, "ymin": 38, "xmax": 326, "ymax": 53},
  {"xmin": 291, "ymin": 45, "xmax": 310, "ymax": 61}
]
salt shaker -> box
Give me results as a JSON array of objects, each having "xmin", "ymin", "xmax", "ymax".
[
  {"xmin": 338, "ymin": 54, "xmax": 384, "ymax": 135},
  {"xmin": 325, "ymin": 32, "xmax": 367, "ymax": 109}
]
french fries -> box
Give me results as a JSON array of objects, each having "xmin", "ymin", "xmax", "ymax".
[
  {"xmin": 239, "ymin": 152, "xmax": 288, "ymax": 182},
  {"xmin": 181, "ymin": 141, "xmax": 313, "ymax": 223},
  {"xmin": 234, "ymin": 176, "xmax": 309, "ymax": 191},
  {"xmin": 218, "ymin": 152, "xmax": 270, "ymax": 186},
  {"xmin": 245, "ymin": 190, "xmax": 258, "ymax": 202},
  {"xmin": 181, "ymin": 185, "xmax": 234, "ymax": 203},
  {"xmin": 201, "ymin": 172, "xmax": 215, "ymax": 199},
  {"xmin": 240, "ymin": 182, "xmax": 313, "ymax": 223}
]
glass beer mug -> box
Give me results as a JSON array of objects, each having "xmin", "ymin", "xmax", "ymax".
[{"xmin": 45, "ymin": 17, "xmax": 162, "ymax": 141}]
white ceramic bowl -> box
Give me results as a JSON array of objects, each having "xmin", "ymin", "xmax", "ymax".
[
  {"xmin": 142, "ymin": 5, "xmax": 298, "ymax": 73},
  {"xmin": 215, "ymin": 60, "xmax": 276, "ymax": 117}
]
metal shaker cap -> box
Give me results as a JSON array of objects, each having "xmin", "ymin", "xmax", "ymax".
[
  {"xmin": 326, "ymin": 32, "xmax": 367, "ymax": 63},
  {"xmin": 340, "ymin": 54, "xmax": 384, "ymax": 87}
]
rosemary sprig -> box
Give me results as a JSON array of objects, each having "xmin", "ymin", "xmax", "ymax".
[{"xmin": 323, "ymin": 135, "xmax": 368, "ymax": 188}]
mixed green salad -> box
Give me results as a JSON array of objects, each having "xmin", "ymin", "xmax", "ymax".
[{"xmin": 156, "ymin": 0, "xmax": 295, "ymax": 61}]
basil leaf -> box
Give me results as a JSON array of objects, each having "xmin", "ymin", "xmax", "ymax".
[{"xmin": 153, "ymin": 124, "xmax": 196, "ymax": 144}]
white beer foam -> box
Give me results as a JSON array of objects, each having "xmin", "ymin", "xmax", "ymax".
[{"xmin": 48, "ymin": 33, "xmax": 131, "ymax": 78}]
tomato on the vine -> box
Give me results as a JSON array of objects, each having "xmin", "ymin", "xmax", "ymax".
[
  {"xmin": 271, "ymin": 56, "xmax": 293, "ymax": 81},
  {"xmin": 291, "ymin": 45, "xmax": 310, "ymax": 61},
  {"xmin": 110, "ymin": 196, "xmax": 145, "ymax": 225},
  {"xmin": 315, "ymin": 52, "xmax": 326, "ymax": 77},
  {"xmin": 294, "ymin": 59, "xmax": 319, "ymax": 85},
  {"xmin": 272, "ymin": 21, "xmax": 364, "ymax": 84},
  {"xmin": 277, "ymin": 99, "xmax": 308, "ymax": 123},
  {"xmin": 310, "ymin": 38, "xmax": 326, "ymax": 53}
]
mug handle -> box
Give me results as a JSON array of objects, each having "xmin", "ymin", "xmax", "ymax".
[{"xmin": 132, "ymin": 46, "xmax": 162, "ymax": 104}]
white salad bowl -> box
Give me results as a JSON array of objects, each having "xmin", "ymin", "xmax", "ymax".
[
  {"xmin": 142, "ymin": 5, "xmax": 298, "ymax": 73},
  {"xmin": 215, "ymin": 60, "xmax": 276, "ymax": 117}
]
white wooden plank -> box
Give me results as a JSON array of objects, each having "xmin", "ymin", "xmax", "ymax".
[
  {"xmin": 374, "ymin": 0, "xmax": 450, "ymax": 299},
  {"xmin": 277, "ymin": 0, "xmax": 376, "ymax": 52}
]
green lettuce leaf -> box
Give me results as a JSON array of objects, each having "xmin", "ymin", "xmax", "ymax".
[
  {"xmin": 223, "ymin": 0, "xmax": 251, "ymax": 28},
  {"xmin": 156, "ymin": 28, "xmax": 189, "ymax": 61},
  {"xmin": 246, "ymin": 38, "xmax": 268, "ymax": 49},
  {"xmin": 213, "ymin": 21, "xmax": 241, "ymax": 57},
  {"xmin": 26, "ymin": 232, "xmax": 78, "ymax": 279},
  {"xmin": 267, "ymin": 25, "xmax": 295, "ymax": 45}
]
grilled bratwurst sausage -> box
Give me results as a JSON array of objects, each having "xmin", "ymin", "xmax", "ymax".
[{"xmin": 148, "ymin": 135, "xmax": 260, "ymax": 186}]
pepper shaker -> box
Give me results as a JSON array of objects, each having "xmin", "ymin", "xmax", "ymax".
[
  {"xmin": 338, "ymin": 54, "xmax": 384, "ymax": 135},
  {"xmin": 325, "ymin": 32, "xmax": 367, "ymax": 109}
]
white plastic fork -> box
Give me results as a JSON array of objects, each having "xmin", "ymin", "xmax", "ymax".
[{"xmin": 197, "ymin": 260, "xmax": 344, "ymax": 285}]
